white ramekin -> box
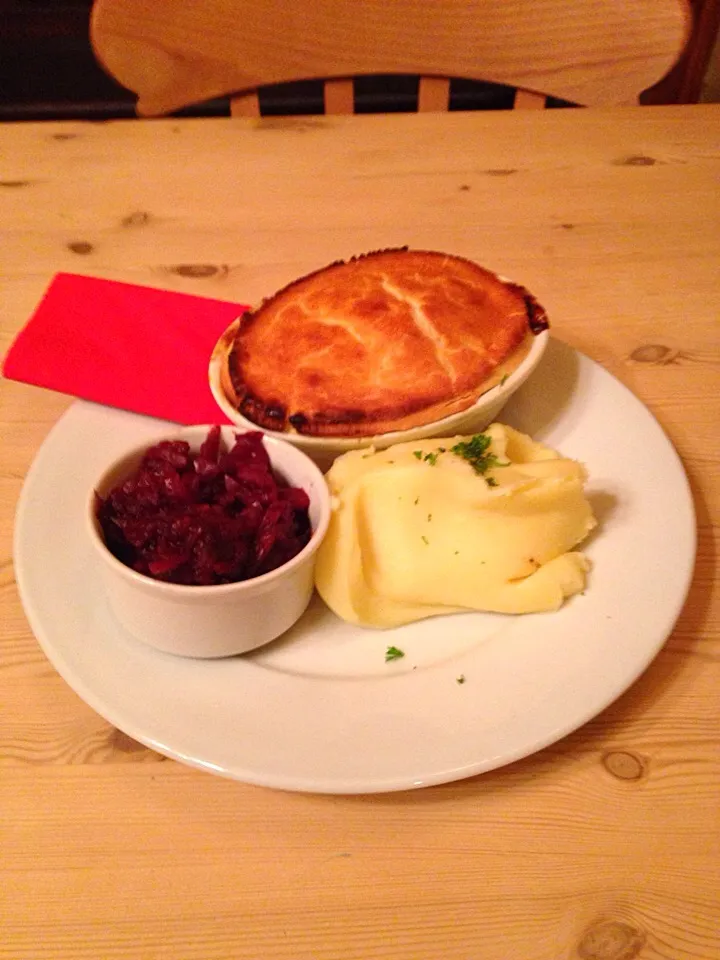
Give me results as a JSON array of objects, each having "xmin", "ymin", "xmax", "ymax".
[{"xmin": 87, "ymin": 426, "xmax": 330, "ymax": 658}]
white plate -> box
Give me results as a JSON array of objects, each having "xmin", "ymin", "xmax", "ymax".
[{"xmin": 14, "ymin": 340, "xmax": 695, "ymax": 794}]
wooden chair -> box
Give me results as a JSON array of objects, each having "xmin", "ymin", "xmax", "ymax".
[{"xmin": 90, "ymin": 0, "xmax": 691, "ymax": 117}]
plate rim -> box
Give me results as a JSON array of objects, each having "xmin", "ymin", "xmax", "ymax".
[{"xmin": 13, "ymin": 343, "xmax": 697, "ymax": 793}]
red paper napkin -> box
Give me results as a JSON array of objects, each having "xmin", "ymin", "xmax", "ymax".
[{"xmin": 2, "ymin": 273, "xmax": 250, "ymax": 424}]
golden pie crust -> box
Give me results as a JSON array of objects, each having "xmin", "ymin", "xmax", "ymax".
[{"xmin": 222, "ymin": 249, "xmax": 549, "ymax": 437}]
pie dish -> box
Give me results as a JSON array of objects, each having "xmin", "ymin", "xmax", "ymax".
[{"xmin": 212, "ymin": 249, "xmax": 549, "ymax": 441}]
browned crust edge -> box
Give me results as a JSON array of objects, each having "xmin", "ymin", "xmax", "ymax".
[{"xmin": 224, "ymin": 249, "xmax": 549, "ymax": 438}]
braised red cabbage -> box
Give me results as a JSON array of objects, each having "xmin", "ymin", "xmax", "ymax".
[{"xmin": 96, "ymin": 427, "xmax": 311, "ymax": 585}]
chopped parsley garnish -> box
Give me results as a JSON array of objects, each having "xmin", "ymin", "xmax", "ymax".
[
  {"xmin": 385, "ymin": 646, "xmax": 405, "ymax": 662},
  {"xmin": 450, "ymin": 433, "xmax": 508, "ymax": 485},
  {"xmin": 456, "ymin": 675, "xmax": 466, "ymax": 684},
  {"xmin": 414, "ymin": 496, "xmax": 419, "ymax": 505},
  {"xmin": 421, "ymin": 535, "xmax": 429, "ymax": 545},
  {"xmin": 409, "ymin": 447, "xmax": 446, "ymax": 467},
  {"xmin": 499, "ymin": 373, "xmax": 509, "ymax": 386},
  {"xmin": 427, "ymin": 513, "xmax": 432, "ymax": 522}
]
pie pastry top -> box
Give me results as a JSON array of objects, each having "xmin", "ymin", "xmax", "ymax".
[{"xmin": 223, "ymin": 249, "xmax": 549, "ymax": 437}]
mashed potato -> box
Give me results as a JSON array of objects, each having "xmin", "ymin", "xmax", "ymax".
[{"xmin": 314, "ymin": 424, "xmax": 596, "ymax": 628}]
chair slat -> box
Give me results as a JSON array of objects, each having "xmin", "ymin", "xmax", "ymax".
[
  {"xmin": 324, "ymin": 79, "xmax": 354, "ymax": 114},
  {"xmin": 513, "ymin": 89, "xmax": 547, "ymax": 109},
  {"xmin": 418, "ymin": 77, "xmax": 451, "ymax": 112},
  {"xmin": 230, "ymin": 92, "xmax": 261, "ymax": 117}
]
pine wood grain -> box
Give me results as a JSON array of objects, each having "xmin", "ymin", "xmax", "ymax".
[
  {"xmin": 1, "ymin": 105, "xmax": 719, "ymax": 960},
  {"xmin": 89, "ymin": 0, "xmax": 691, "ymax": 115}
]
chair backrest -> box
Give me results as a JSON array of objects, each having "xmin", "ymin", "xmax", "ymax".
[{"xmin": 90, "ymin": 0, "xmax": 691, "ymax": 117}]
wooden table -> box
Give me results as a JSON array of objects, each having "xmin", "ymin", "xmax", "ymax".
[{"xmin": 1, "ymin": 105, "xmax": 718, "ymax": 960}]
